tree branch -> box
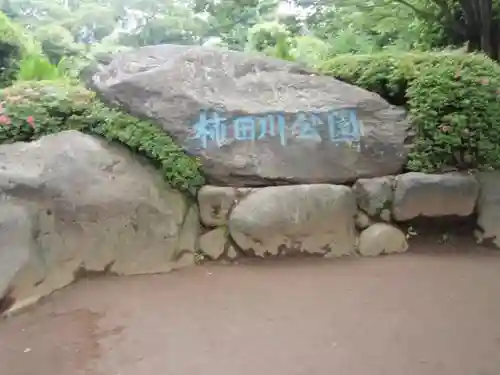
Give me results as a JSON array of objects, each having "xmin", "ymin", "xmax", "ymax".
[{"xmin": 390, "ymin": 0, "xmax": 438, "ymax": 20}]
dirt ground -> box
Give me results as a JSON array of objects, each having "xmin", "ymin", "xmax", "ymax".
[{"xmin": 1, "ymin": 243, "xmax": 500, "ymax": 375}]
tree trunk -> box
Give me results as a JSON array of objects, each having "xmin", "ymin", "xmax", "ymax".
[
  {"xmin": 478, "ymin": 0, "xmax": 493, "ymax": 56},
  {"xmin": 397, "ymin": 0, "xmax": 500, "ymax": 61},
  {"xmin": 492, "ymin": 21, "xmax": 500, "ymax": 60}
]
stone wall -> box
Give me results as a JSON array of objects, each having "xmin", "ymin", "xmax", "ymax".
[
  {"xmin": 196, "ymin": 171, "xmax": 497, "ymax": 261},
  {"xmin": 2, "ymin": 131, "xmax": 499, "ymax": 316}
]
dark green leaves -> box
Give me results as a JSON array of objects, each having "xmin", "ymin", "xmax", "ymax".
[
  {"xmin": 0, "ymin": 81, "xmax": 205, "ymax": 196},
  {"xmin": 320, "ymin": 51, "xmax": 500, "ymax": 173}
]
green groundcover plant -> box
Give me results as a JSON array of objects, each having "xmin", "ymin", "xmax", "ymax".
[
  {"xmin": 320, "ymin": 51, "xmax": 500, "ymax": 173},
  {"xmin": 0, "ymin": 81, "xmax": 205, "ymax": 196}
]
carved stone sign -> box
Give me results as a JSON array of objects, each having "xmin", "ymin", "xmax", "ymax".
[{"xmin": 186, "ymin": 108, "xmax": 363, "ymax": 150}]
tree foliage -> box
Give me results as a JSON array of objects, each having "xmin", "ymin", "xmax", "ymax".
[
  {"xmin": 0, "ymin": 0, "xmax": 497, "ymax": 62},
  {"xmin": 296, "ymin": 0, "xmax": 500, "ymax": 61}
]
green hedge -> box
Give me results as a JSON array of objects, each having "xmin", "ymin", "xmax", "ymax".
[
  {"xmin": 319, "ymin": 51, "xmax": 500, "ymax": 173},
  {"xmin": 0, "ymin": 81, "xmax": 205, "ymax": 196}
]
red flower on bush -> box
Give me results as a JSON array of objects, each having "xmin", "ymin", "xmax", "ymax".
[
  {"xmin": 26, "ymin": 116, "xmax": 35, "ymax": 128},
  {"xmin": 0, "ymin": 115, "xmax": 11, "ymax": 125}
]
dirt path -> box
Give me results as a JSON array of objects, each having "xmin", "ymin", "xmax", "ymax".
[{"xmin": 1, "ymin": 248, "xmax": 500, "ymax": 375}]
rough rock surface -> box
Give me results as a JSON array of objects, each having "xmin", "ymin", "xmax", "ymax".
[
  {"xmin": 353, "ymin": 176, "xmax": 394, "ymax": 216},
  {"xmin": 228, "ymin": 184, "xmax": 357, "ymax": 257},
  {"xmin": 358, "ymin": 223, "xmax": 408, "ymax": 256},
  {"xmin": 86, "ymin": 44, "xmax": 411, "ymax": 186},
  {"xmin": 0, "ymin": 131, "xmax": 198, "ymax": 312},
  {"xmin": 380, "ymin": 209, "xmax": 392, "ymax": 222},
  {"xmin": 176, "ymin": 205, "xmax": 200, "ymax": 255},
  {"xmin": 392, "ymin": 172, "xmax": 479, "ymax": 221},
  {"xmin": 476, "ymin": 172, "xmax": 500, "ymax": 247},
  {"xmin": 199, "ymin": 228, "xmax": 227, "ymax": 260},
  {"xmin": 226, "ymin": 245, "xmax": 239, "ymax": 260},
  {"xmin": 355, "ymin": 211, "xmax": 372, "ymax": 229},
  {"xmin": 197, "ymin": 186, "xmax": 252, "ymax": 227},
  {"xmin": 198, "ymin": 186, "xmax": 237, "ymax": 227},
  {"xmin": 0, "ymin": 202, "xmax": 38, "ymax": 301}
]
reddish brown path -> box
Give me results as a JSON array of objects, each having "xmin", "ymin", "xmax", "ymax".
[{"xmin": 1, "ymin": 247, "xmax": 500, "ymax": 375}]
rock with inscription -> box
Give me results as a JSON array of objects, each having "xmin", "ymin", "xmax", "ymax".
[
  {"xmin": 392, "ymin": 172, "xmax": 479, "ymax": 221},
  {"xmin": 0, "ymin": 131, "xmax": 198, "ymax": 314},
  {"xmin": 228, "ymin": 184, "xmax": 357, "ymax": 257},
  {"xmin": 85, "ymin": 44, "xmax": 412, "ymax": 186}
]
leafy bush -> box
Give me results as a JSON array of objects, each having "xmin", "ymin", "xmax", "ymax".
[
  {"xmin": 246, "ymin": 21, "xmax": 290, "ymax": 52},
  {"xmin": 265, "ymin": 34, "xmax": 295, "ymax": 61},
  {"xmin": 16, "ymin": 54, "xmax": 66, "ymax": 81},
  {"xmin": 0, "ymin": 81, "xmax": 205, "ymax": 196},
  {"xmin": 15, "ymin": 54, "xmax": 85, "ymax": 82},
  {"xmin": 0, "ymin": 12, "xmax": 41, "ymax": 87},
  {"xmin": 290, "ymin": 36, "xmax": 330, "ymax": 69},
  {"xmin": 319, "ymin": 51, "xmax": 500, "ymax": 173},
  {"xmin": 33, "ymin": 24, "xmax": 82, "ymax": 65}
]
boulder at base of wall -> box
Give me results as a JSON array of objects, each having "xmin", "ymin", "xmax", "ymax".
[
  {"xmin": 476, "ymin": 172, "xmax": 500, "ymax": 248},
  {"xmin": 355, "ymin": 211, "xmax": 372, "ymax": 230},
  {"xmin": 86, "ymin": 44, "xmax": 411, "ymax": 186},
  {"xmin": 199, "ymin": 228, "xmax": 228, "ymax": 260},
  {"xmin": 197, "ymin": 186, "xmax": 253, "ymax": 227},
  {"xmin": 358, "ymin": 223, "xmax": 408, "ymax": 256},
  {"xmin": 228, "ymin": 184, "xmax": 357, "ymax": 257},
  {"xmin": 392, "ymin": 172, "xmax": 479, "ymax": 221},
  {"xmin": 0, "ymin": 130, "xmax": 198, "ymax": 314},
  {"xmin": 353, "ymin": 176, "xmax": 394, "ymax": 217}
]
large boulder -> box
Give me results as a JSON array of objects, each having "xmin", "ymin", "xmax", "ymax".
[
  {"xmin": 0, "ymin": 131, "xmax": 199, "ymax": 313},
  {"xmin": 476, "ymin": 172, "xmax": 500, "ymax": 247},
  {"xmin": 228, "ymin": 184, "xmax": 357, "ymax": 257},
  {"xmin": 86, "ymin": 45, "xmax": 411, "ymax": 186},
  {"xmin": 392, "ymin": 172, "xmax": 479, "ymax": 221}
]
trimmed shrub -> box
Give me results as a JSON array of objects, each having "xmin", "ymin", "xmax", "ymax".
[
  {"xmin": 0, "ymin": 81, "xmax": 205, "ymax": 196},
  {"xmin": 319, "ymin": 51, "xmax": 500, "ymax": 173}
]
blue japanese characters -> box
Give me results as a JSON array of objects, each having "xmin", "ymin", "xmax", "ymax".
[{"xmin": 187, "ymin": 108, "xmax": 362, "ymax": 149}]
